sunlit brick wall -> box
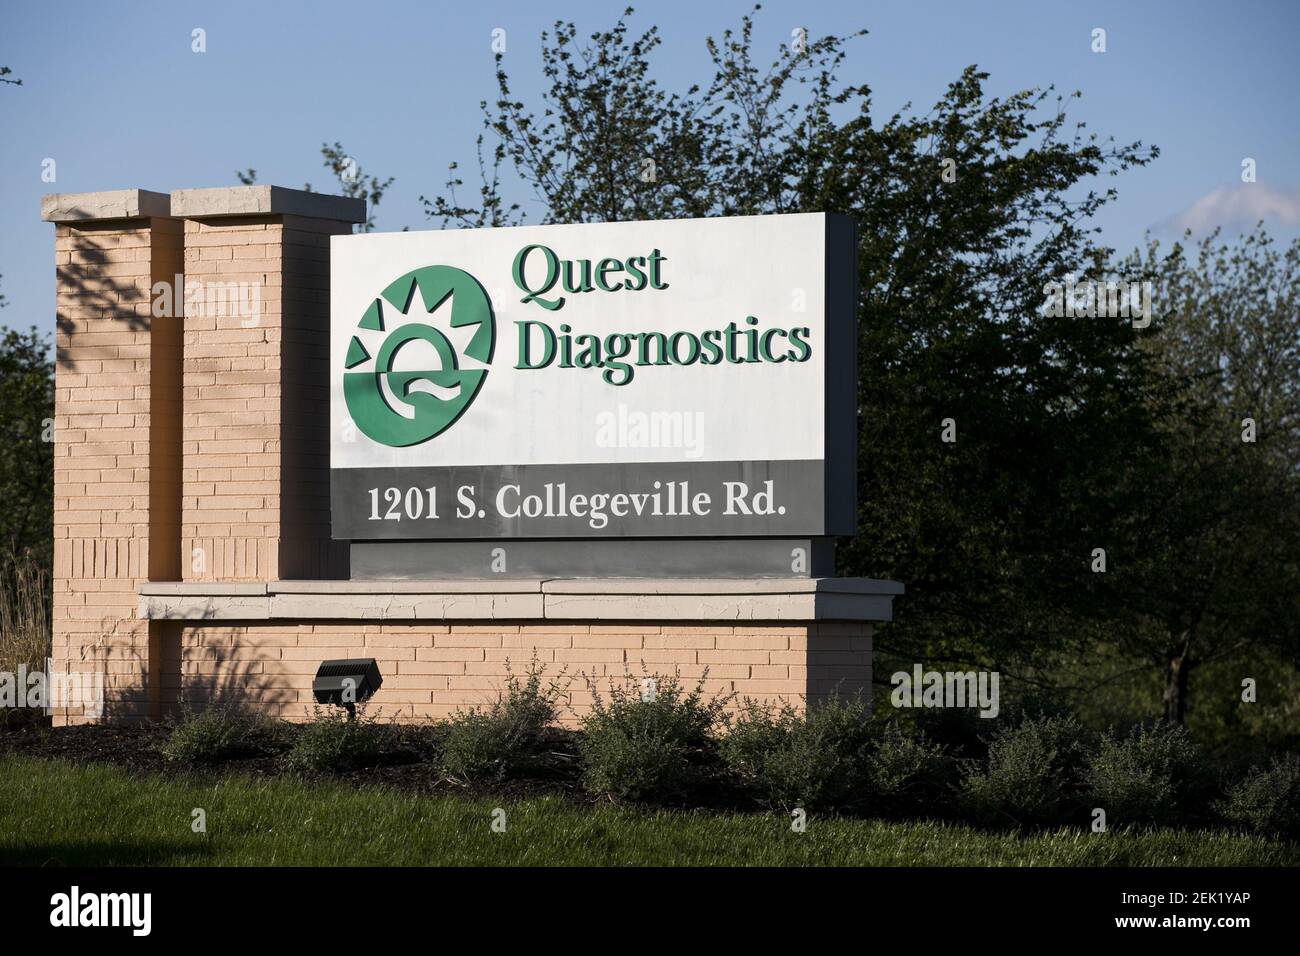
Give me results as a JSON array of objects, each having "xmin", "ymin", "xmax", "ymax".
[
  {"xmin": 180, "ymin": 213, "xmax": 349, "ymax": 582},
  {"xmin": 166, "ymin": 621, "xmax": 872, "ymax": 725},
  {"xmin": 51, "ymin": 215, "xmax": 182, "ymax": 723}
]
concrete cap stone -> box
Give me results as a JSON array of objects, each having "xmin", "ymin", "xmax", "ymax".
[
  {"xmin": 41, "ymin": 189, "xmax": 171, "ymax": 222},
  {"xmin": 137, "ymin": 577, "xmax": 904, "ymax": 623},
  {"xmin": 539, "ymin": 577, "xmax": 905, "ymax": 595},
  {"xmin": 170, "ymin": 185, "xmax": 366, "ymax": 222}
]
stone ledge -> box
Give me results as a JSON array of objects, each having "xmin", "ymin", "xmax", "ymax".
[
  {"xmin": 269, "ymin": 580, "xmax": 542, "ymax": 594},
  {"xmin": 42, "ymin": 189, "xmax": 171, "ymax": 222},
  {"xmin": 170, "ymin": 185, "xmax": 365, "ymax": 223},
  {"xmin": 540, "ymin": 577, "xmax": 903, "ymax": 595},
  {"xmin": 137, "ymin": 577, "xmax": 902, "ymax": 623},
  {"xmin": 139, "ymin": 593, "xmax": 271, "ymax": 622},
  {"xmin": 140, "ymin": 582, "xmax": 269, "ymax": 596}
]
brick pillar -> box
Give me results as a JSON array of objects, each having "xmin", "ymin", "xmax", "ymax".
[
  {"xmin": 42, "ymin": 189, "xmax": 183, "ymax": 723},
  {"xmin": 169, "ymin": 187, "xmax": 363, "ymax": 582}
]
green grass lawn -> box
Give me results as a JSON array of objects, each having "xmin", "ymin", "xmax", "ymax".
[{"xmin": 1, "ymin": 755, "xmax": 1293, "ymax": 866}]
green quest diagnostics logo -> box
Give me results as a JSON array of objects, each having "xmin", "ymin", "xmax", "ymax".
[{"xmin": 343, "ymin": 265, "xmax": 495, "ymax": 447}]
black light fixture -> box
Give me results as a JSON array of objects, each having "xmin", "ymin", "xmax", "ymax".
[{"xmin": 312, "ymin": 658, "xmax": 383, "ymax": 720}]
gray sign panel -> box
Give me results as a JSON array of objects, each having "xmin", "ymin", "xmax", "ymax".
[
  {"xmin": 331, "ymin": 460, "xmax": 831, "ymax": 539},
  {"xmin": 349, "ymin": 538, "xmax": 836, "ymax": 579}
]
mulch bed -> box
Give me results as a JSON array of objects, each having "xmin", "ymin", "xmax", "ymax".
[
  {"xmin": 1, "ymin": 723, "xmax": 173, "ymax": 775},
  {"xmin": 0, "ymin": 721, "xmax": 592, "ymax": 805}
]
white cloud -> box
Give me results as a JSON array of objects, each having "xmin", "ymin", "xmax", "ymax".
[{"xmin": 1160, "ymin": 183, "xmax": 1300, "ymax": 234}]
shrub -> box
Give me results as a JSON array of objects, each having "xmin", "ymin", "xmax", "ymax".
[
  {"xmin": 579, "ymin": 673, "xmax": 730, "ymax": 801},
  {"xmin": 1218, "ymin": 753, "xmax": 1300, "ymax": 839},
  {"xmin": 718, "ymin": 700, "xmax": 797, "ymax": 794},
  {"xmin": 961, "ymin": 714, "xmax": 1090, "ymax": 826},
  {"xmin": 440, "ymin": 659, "xmax": 566, "ymax": 782},
  {"xmin": 720, "ymin": 696, "xmax": 873, "ymax": 811},
  {"xmin": 282, "ymin": 706, "xmax": 403, "ymax": 775},
  {"xmin": 161, "ymin": 701, "xmax": 287, "ymax": 763},
  {"xmin": 864, "ymin": 721, "xmax": 953, "ymax": 815},
  {"xmin": 721, "ymin": 700, "xmax": 951, "ymax": 814},
  {"xmin": 1087, "ymin": 721, "xmax": 1204, "ymax": 827},
  {"xmin": 906, "ymin": 699, "xmax": 991, "ymax": 760}
]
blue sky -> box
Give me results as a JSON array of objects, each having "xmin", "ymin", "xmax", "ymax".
[{"xmin": 2, "ymin": 0, "xmax": 1297, "ymax": 331}]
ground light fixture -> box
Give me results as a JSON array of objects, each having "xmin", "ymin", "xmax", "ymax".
[{"xmin": 312, "ymin": 658, "xmax": 383, "ymax": 720}]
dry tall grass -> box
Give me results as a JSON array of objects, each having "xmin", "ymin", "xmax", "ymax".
[{"xmin": 0, "ymin": 550, "xmax": 51, "ymax": 728}]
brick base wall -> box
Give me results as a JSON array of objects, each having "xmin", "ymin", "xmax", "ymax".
[{"xmin": 154, "ymin": 621, "xmax": 872, "ymax": 725}]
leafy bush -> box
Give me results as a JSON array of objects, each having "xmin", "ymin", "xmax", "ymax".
[
  {"xmin": 1087, "ymin": 721, "xmax": 1204, "ymax": 827},
  {"xmin": 720, "ymin": 696, "xmax": 873, "ymax": 811},
  {"xmin": 440, "ymin": 659, "xmax": 566, "ymax": 781},
  {"xmin": 161, "ymin": 701, "xmax": 288, "ymax": 763},
  {"xmin": 961, "ymin": 714, "xmax": 1090, "ymax": 826},
  {"xmin": 904, "ymin": 698, "xmax": 992, "ymax": 760},
  {"xmin": 579, "ymin": 673, "xmax": 730, "ymax": 801},
  {"xmin": 721, "ymin": 699, "xmax": 951, "ymax": 813},
  {"xmin": 865, "ymin": 721, "xmax": 953, "ymax": 815},
  {"xmin": 718, "ymin": 700, "xmax": 796, "ymax": 793},
  {"xmin": 282, "ymin": 706, "xmax": 403, "ymax": 775},
  {"xmin": 1218, "ymin": 753, "xmax": 1300, "ymax": 839}
]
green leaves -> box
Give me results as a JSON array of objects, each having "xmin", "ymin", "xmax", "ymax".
[
  {"xmin": 421, "ymin": 10, "xmax": 1168, "ymax": 681},
  {"xmin": 343, "ymin": 8, "xmax": 1299, "ymax": 727},
  {"xmin": 0, "ymin": 325, "xmax": 54, "ymax": 566}
]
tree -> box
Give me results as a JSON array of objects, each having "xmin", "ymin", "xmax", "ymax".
[
  {"xmin": 424, "ymin": 11, "xmax": 735, "ymax": 227},
  {"xmin": 2, "ymin": 62, "xmax": 44, "ymax": 565},
  {"xmin": 1100, "ymin": 228, "xmax": 1300, "ymax": 722},
  {"xmin": 0, "ymin": 324, "xmax": 55, "ymax": 565},
  {"xmin": 426, "ymin": 6, "xmax": 1162, "ymax": 674},
  {"xmin": 233, "ymin": 7, "xmax": 1298, "ymax": 728},
  {"xmin": 318, "ymin": 143, "xmax": 393, "ymax": 233}
]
